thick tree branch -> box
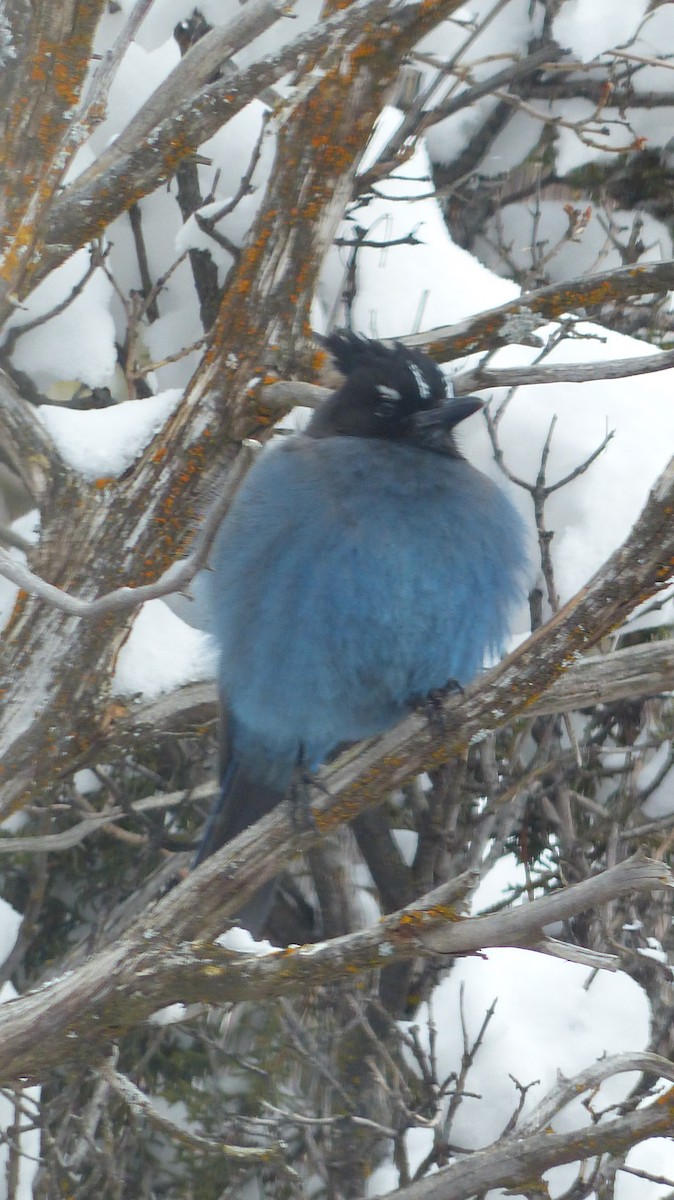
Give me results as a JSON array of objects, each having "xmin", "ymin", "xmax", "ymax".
[
  {"xmin": 119, "ymin": 635, "xmax": 674, "ymax": 762},
  {"xmin": 0, "ymin": 370, "xmax": 63, "ymax": 500},
  {"xmin": 0, "ymin": 853, "xmax": 667, "ymax": 1085},
  {"xmin": 377, "ymin": 1081, "xmax": 674, "ymax": 1200},
  {"xmin": 20, "ymin": 0, "xmax": 469, "ymax": 297},
  {"xmin": 0, "ymin": 0, "xmax": 108, "ymax": 312},
  {"xmin": 404, "ymin": 260, "xmax": 674, "ymax": 358}
]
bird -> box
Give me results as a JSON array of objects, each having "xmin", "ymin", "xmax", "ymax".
[{"xmin": 195, "ymin": 331, "xmax": 527, "ymax": 932}]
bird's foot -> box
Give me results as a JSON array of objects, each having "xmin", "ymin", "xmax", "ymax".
[
  {"xmin": 411, "ymin": 679, "xmax": 463, "ymax": 732},
  {"xmin": 289, "ymin": 768, "xmax": 320, "ymax": 831}
]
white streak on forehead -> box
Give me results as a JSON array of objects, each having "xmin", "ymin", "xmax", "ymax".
[{"xmin": 408, "ymin": 361, "xmax": 431, "ymax": 400}]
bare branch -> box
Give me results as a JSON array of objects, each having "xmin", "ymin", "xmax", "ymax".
[
  {"xmin": 0, "ymin": 854, "xmax": 667, "ymax": 1084},
  {"xmin": 403, "ymin": 260, "xmax": 674, "ymax": 358},
  {"xmin": 359, "ymin": 42, "xmax": 569, "ymax": 190},
  {"xmin": 30, "ymin": 0, "xmax": 469, "ymax": 293},
  {"xmin": 263, "ymin": 344, "xmax": 674, "ymax": 414},
  {"xmin": 0, "ymin": 440, "xmax": 259, "ymax": 617},
  {"xmin": 0, "ymin": 782, "xmax": 216, "ymax": 855},
  {"xmin": 122, "ymin": 636, "xmax": 674, "ymax": 758},
  {"xmin": 518, "ymin": 1052, "xmax": 674, "ymax": 1137},
  {"xmin": 100, "ymin": 1053, "xmax": 284, "ymax": 1164},
  {"xmin": 454, "ymin": 344, "xmax": 674, "ymax": 392},
  {"xmin": 378, "ymin": 1077, "xmax": 674, "ymax": 1200}
]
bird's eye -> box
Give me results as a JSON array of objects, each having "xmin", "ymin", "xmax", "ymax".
[{"xmin": 375, "ymin": 384, "xmax": 401, "ymax": 418}]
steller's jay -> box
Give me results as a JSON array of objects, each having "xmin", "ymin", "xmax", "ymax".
[{"xmin": 196, "ymin": 332, "xmax": 527, "ymax": 931}]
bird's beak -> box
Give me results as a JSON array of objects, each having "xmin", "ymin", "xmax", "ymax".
[{"xmin": 412, "ymin": 395, "xmax": 484, "ymax": 433}]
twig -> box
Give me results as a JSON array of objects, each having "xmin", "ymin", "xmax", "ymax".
[
  {"xmin": 0, "ymin": 440, "xmax": 260, "ymax": 617},
  {"xmin": 197, "ymin": 109, "xmax": 271, "ymax": 229},
  {"xmin": 0, "ymin": 782, "xmax": 216, "ymax": 855},
  {"xmin": 0, "ymin": 245, "xmax": 106, "ymax": 359},
  {"xmin": 454, "ymin": 343, "xmax": 674, "ymax": 391},
  {"xmin": 128, "ymin": 204, "xmax": 158, "ymax": 322},
  {"xmin": 517, "ymin": 1051, "xmax": 674, "ymax": 1136},
  {"xmin": 100, "ymin": 1053, "xmax": 285, "ymax": 1164},
  {"xmin": 605, "ymin": 48, "xmax": 674, "ymax": 70},
  {"xmin": 439, "ymin": 987, "xmax": 496, "ymax": 1144},
  {"xmin": 618, "ymin": 1164, "xmax": 674, "ymax": 1188}
]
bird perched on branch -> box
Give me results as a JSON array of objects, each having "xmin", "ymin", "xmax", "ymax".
[{"xmin": 196, "ymin": 331, "xmax": 527, "ymax": 931}]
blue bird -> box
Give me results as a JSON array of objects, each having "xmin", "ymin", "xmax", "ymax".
[{"xmin": 196, "ymin": 332, "xmax": 527, "ymax": 931}]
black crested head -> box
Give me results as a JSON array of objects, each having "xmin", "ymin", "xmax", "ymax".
[{"xmin": 307, "ymin": 331, "xmax": 483, "ymax": 455}]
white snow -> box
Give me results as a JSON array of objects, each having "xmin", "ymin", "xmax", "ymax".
[
  {"xmin": 369, "ymin": 855, "xmax": 653, "ymax": 1197},
  {"xmin": 0, "ymin": 898, "xmax": 21, "ymax": 967},
  {"xmin": 553, "ymin": 0, "xmax": 650, "ymax": 61},
  {"xmin": 112, "ymin": 599, "xmax": 214, "ymax": 699},
  {"xmin": 321, "ymin": 122, "xmax": 518, "ymax": 337},
  {"xmin": 641, "ymin": 762, "xmax": 674, "ymax": 820},
  {"xmin": 216, "ymin": 926, "xmax": 278, "ymax": 955},
  {"xmin": 458, "ymin": 323, "xmax": 674, "ymax": 616},
  {"xmin": 149, "ymin": 1003, "xmax": 188, "ymax": 1026},
  {"xmin": 7, "ymin": 252, "xmax": 117, "ymax": 394},
  {"xmin": 38, "ymin": 390, "xmax": 183, "ymax": 481},
  {"xmin": 89, "ymin": 40, "xmax": 181, "ymax": 152}
]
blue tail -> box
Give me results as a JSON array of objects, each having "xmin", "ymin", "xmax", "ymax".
[{"xmin": 193, "ymin": 757, "xmax": 284, "ymax": 936}]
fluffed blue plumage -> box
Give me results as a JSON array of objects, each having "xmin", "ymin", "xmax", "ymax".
[{"xmin": 196, "ymin": 332, "xmax": 527, "ymax": 930}]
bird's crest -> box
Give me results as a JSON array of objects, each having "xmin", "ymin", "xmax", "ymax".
[{"xmin": 322, "ymin": 331, "xmax": 447, "ymax": 410}]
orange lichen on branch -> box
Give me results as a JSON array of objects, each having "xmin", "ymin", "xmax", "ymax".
[
  {"xmin": 398, "ymin": 904, "xmax": 462, "ymax": 932},
  {"xmin": 0, "ymin": 4, "xmax": 107, "ymax": 302},
  {"xmin": 28, "ymin": 36, "xmax": 83, "ymax": 108}
]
